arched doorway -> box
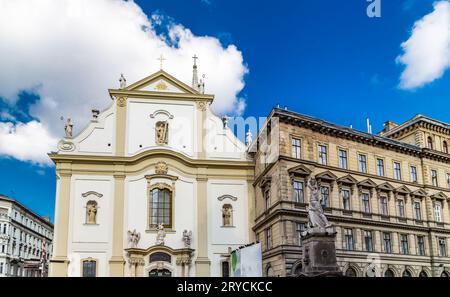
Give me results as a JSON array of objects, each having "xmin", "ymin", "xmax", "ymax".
[
  {"xmin": 345, "ymin": 267, "xmax": 357, "ymax": 277},
  {"xmin": 402, "ymin": 270, "xmax": 412, "ymax": 277},
  {"xmin": 384, "ymin": 269, "xmax": 395, "ymax": 277},
  {"xmin": 149, "ymin": 268, "xmax": 172, "ymax": 277},
  {"xmin": 419, "ymin": 270, "xmax": 428, "ymax": 277},
  {"xmin": 441, "ymin": 271, "xmax": 450, "ymax": 277}
]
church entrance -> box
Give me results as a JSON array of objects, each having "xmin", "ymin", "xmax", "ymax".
[{"xmin": 149, "ymin": 269, "xmax": 172, "ymax": 277}]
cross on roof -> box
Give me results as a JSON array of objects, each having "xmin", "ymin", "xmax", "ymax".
[
  {"xmin": 157, "ymin": 54, "xmax": 166, "ymax": 70},
  {"xmin": 192, "ymin": 54, "xmax": 198, "ymax": 66}
]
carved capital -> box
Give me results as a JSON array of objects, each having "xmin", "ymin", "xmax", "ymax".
[
  {"xmin": 117, "ymin": 97, "xmax": 127, "ymax": 107},
  {"xmin": 196, "ymin": 101, "xmax": 208, "ymax": 111}
]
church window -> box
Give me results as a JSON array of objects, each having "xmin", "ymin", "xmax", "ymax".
[
  {"xmin": 149, "ymin": 187, "xmax": 172, "ymax": 228},
  {"xmin": 82, "ymin": 259, "xmax": 97, "ymax": 277}
]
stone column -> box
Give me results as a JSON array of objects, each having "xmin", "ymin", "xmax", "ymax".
[
  {"xmin": 49, "ymin": 169, "xmax": 72, "ymax": 277},
  {"xmin": 195, "ymin": 175, "xmax": 210, "ymax": 276},
  {"xmin": 109, "ymin": 173, "xmax": 126, "ymax": 276}
]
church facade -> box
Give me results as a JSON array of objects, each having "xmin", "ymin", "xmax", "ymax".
[{"xmin": 49, "ymin": 64, "xmax": 254, "ymax": 277}]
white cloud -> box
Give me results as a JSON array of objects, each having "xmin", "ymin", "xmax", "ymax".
[
  {"xmin": 0, "ymin": 0, "xmax": 247, "ymax": 164},
  {"xmin": 397, "ymin": 1, "xmax": 450, "ymax": 90},
  {"xmin": 0, "ymin": 121, "xmax": 57, "ymax": 165}
]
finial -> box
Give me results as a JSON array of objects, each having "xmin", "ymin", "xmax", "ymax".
[
  {"xmin": 64, "ymin": 118, "xmax": 73, "ymax": 138},
  {"xmin": 157, "ymin": 54, "xmax": 166, "ymax": 70},
  {"xmin": 92, "ymin": 109, "xmax": 100, "ymax": 121},
  {"xmin": 222, "ymin": 115, "xmax": 229, "ymax": 129},
  {"xmin": 193, "ymin": 54, "xmax": 198, "ymax": 67},
  {"xmin": 192, "ymin": 54, "xmax": 199, "ymax": 91},
  {"xmin": 119, "ymin": 74, "xmax": 127, "ymax": 89}
]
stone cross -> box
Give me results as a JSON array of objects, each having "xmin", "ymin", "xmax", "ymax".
[{"xmin": 157, "ymin": 54, "xmax": 166, "ymax": 70}]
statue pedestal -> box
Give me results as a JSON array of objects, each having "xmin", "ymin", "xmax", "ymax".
[{"xmin": 298, "ymin": 231, "xmax": 342, "ymax": 277}]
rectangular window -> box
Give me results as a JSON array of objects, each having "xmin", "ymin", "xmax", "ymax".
[
  {"xmin": 431, "ymin": 170, "xmax": 438, "ymax": 187},
  {"xmin": 320, "ymin": 186, "xmax": 330, "ymax": 208},
  {"xmin": 264, "ymin": 189, "xmax": 270, "ymax": 211},
  {"xmin": 342, "ymin": 190, "xmax": 351, "ymax": 210},
  {"xmin": 358, "ymin": 154, "xmax": 367, "ymax": 173},
  {"xmin": 338, "ymin": 149, "xmax": 348, "ymax": 169},
  {"xmin": 438, "ymin": 238, "xmax": 447, "ymax": 257},
  {"xmin": 344, "ymin": 228, "xmax": 354, "ymax": 251},
  {"xmin": 0, "ymin": 262, "xmax": 3, "ymax": 274},
  {"xmin": 417, "ymin": 236, "xmax": 425, "ymax": 256},
  {"xmin": 293, "ymin": 181, "xmax": 304, "ymax": 203},
  {"xmin": 414, "ymin": 201, "xmax": 422, "ymax": 220},
  {"xmin": 410, "ymin": 166, "xmax": 418, "ymax": 182},
  {"xmin": 383, "ymin": 232, "xmax": 392, "ymax": 253},
  {"xmin": 82, "ymin": 260, "xmax": 96, "ymax": 277},
  {"xmin": 380, "ymin": 196, "xmax": 389, "ymax": 216},
  {"xmin": 400, "ymin": 234, "xmax": 409, "ymax": 255},
  {"xmin": 394, "ymin": 162, "xmax": 402, "ymax": 180},
  {"xmin": 435, "ymin": 202, "xmax": 442, "ymax": 223},
  {"xmin": 296, "ymin": 223, "xmax": 306, "ymax": 246},
  {"xmin": 376, "ymin": 159, "xmax": 384, "ymax": 177},
  {"xmin": 318, "ymin": 145, "xmax": 327, "ymax": 165},
  {"xmin": 292, "ymin": 138, "xmax": 301, "ymax": 159},
  {"xmin": 364, "ymin": 230, "xmax": 373, "ymax": 252},
  {"xmin": 150, "ymin": 188, "xmax": 172, "ymax": 228},
  {"xmin": 361, "ymin": 193, "xmax": 370, "ymax": 213},
  {"xmin": 447, "ymin": 173, "xmax": 450, "ymax": 189},
  {"xmin": 397, "ymin": 199, "xmax": 405, "ymax": 218},
  {"xmin": 266, "ymin": 228, "xmax": 273, "ymax": 250}
]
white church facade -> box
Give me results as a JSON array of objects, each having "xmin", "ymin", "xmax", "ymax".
[{"xmin": 48, "ymin": 62, "xmax": 255, "ymax": 277}]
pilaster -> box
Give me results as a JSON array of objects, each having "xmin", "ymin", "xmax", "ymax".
[
  {"xmin": 109, "ymin": 173, "xmax": 126, "ymax": 276},
  {"xmin": 195, "ymin": 175, "xmax": 210, "ymax": 276}
]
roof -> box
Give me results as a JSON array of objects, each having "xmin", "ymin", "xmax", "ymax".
[
  {"xmin": 0, "ymin": 194, "xmax": 54, "ymax": 228},
  {"xmin": 383, "ymin": 114, "xmax": 450, "ymax": 137}
]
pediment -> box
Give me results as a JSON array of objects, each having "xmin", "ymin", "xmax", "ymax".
[
  {"xmin": 431, "ymin": 191, "xmax": 447, "ymax": 200},
  {"xmin": 337, "ymin": 175, "xmax": 357, "ymax": 185},
  {"xmin": 411, "ymin": 189, "xmax": 428, "ymax": 197},
  {"xmin": 315, "ymin": 171, "xmax": 338, "ymax": 181},
  {"xmin": 395, "ymin": 185, "xmax": 411, "ymax": 194},
  {"xmin": 125, "ymin": 70, "xmax": 199, "ymax": 94},
  {"xmin": 376, "ymin": 182, "xmax": 395, "ymax": 192},
  {"xmin": 288, "ymin": 164, "xmax": 312, "ymax": 176},
  {"xmin": 357, "ymin": 179, "xmax": 377, "ymax": 188}
]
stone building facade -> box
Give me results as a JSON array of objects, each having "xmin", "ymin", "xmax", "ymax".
[
  {"xmin": 0, "ymin": 194, "xmax": 54, "ymax": 277},
  {"xmin": 251, "ymin": 108, "xmax": 450, "ymax": 277}
]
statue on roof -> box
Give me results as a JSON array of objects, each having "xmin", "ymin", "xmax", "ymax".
[{"xmin": 119, "ymin": 74, "xmax": 127, "ymax": 89}]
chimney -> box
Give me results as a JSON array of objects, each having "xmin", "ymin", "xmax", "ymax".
[{"xmin": 383, "ymin": 120, "xmax": 398, "ymax": 132}]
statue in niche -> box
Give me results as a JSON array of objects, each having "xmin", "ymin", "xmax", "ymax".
[
  {"xmin": 86, "ymin": 201, "xmax": 98, "ymax": 224},
  {"xmin": 182, "ymin": 230, "xmax": 192, "ymax": 248},
  {"xmin": 156, "ymin": 121, "xmax": 169, "ymax": 145},
  {"xmin": 64, "ymin": 118, "xmax": 73, "ymax": 138},
  {"xmin": 155, "ymin": 223, "xmax": 166, "ymax": 245},
  {"xmin": 306, "ymin": 178, "xmax": 332, "ymax": 231},
  {"xmin": 222, "ymin": 204, "xmax": 233, "ymax": 227},
  {"xmin": 128, "ymin": 229, "xmax": 141, "ymax": 248}
]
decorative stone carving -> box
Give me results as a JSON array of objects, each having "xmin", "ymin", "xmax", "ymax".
[
  {"xmin": 119, "ymin": 74, "xmax": 127, "ymax": 89},
  {"xmin": 86, "ymin": 201, "xmax": 98, "ymax": 225},
  {"xmin": 217, "ymin": 194, "xmax": 238, "ymax": 202},
  {"xmin": 246, "ymin": 130, "xmax": 253, "ymax": 147},
  {"xmin": 222, "ymin": 204, "xmax": 233, "ymax": 227},
  {"xmin": 64, "ymin": 118, "xmax": 73, "ymax": 138},
  {"xmin": 155, "ymin": 81, "xmax": 168, "ymax": 91},
  {"xmin": 196, "ymin": 101, "xmax": 208, "ymax": 111},
  {"xmin": 222, "ymin": 115, "xmax": 229, "ymax": 129},
  {"xmin": 155, "ymin": 161, "xmax": 168, "ymax": 175},
  {"xmin": 91, "ymin": 109, "xmax": 100, "ymax": 121},
  {"xmin": 128, "ymin": 229, "xmax": 141, "ymax": 248},
  {"xmin": 155, "ymin": 223, "xmax": 166, "ymax": 245},
  {"xmin": 117, "ymin": 97, "xmax": 127, "ymax": 107},
  {"xmin": 156, "ymin": 121, "xmax": 169, "ymax": 145},
  {"xmin": 304, "ymin": 178, "xmax": 333, "ymax": 234},
  {"xmin": 176, "ymin": 254, "xmax": 192, "ymax": 266},
  {"xmin": 81, "ymin": 191, "xmax": 103, "ymax": 198},
  {"xmin": 182, "ymin": 230, "xmax": 192, "ymax": 248},
  {"xmin": 128, "ymin": 257, "xmax": 145, "ymax": 266},
  {"xmin": 150, "ymin": 110, "xmax": 174, "ymax": 119},
  {"xmin": 58, "ymin": 140, "xmax": 75, "ymax": 152}
]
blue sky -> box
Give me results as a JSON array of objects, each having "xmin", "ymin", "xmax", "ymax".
[{"xmin": 1, "ymin": 0, "xmax": 449, "ymax": 221}]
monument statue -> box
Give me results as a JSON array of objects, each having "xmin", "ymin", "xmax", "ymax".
[
  {"xmin": 304, "ymin": 178, "xmax": 332, "ymax": 233},
  {"xmin": 86, "ymin": 201, "xmax": 97, "ymax": 224},
  {"xmin": 156, "ymin": 121, "xmax": 169, "ymax": 145},
  {"xmin": 128, "ymin": 229, "xmax": 141, "ymax": 248},
  {"xmin": 155, "ymin": 223, "xmax": 166, "ymax": 245},
  {"xmin": 64, "ymin": 118, "xmax": 73, "ymax": 138},
  {"xmin": 182, "ymin": 230, "xmax": 192, "ymax": 248}
]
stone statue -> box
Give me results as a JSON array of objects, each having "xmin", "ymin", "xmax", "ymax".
[
  {"xmin": 246, "ymin": 130, "xmax": 253, "ymax": 147},
  {"xmin": 305, "ymin": 178, "xmax": 332, "ymax": 232},
  {"xmin": 64, "ymin": 118, "xmax": 73, "ymax": 138},
  {"xmin": 155, "ymin": 223, "xmax": 166, "ymax": 245},
  {"xmin": 119, "ymin": 74, "xmax": 127, "ymax": 89},
  {"xmin": 222, "ymin": 205, "xmax": 232, "ymax": 226},
  {"xmin": 222, "ymin": 115, "xmax": 229, "ymax": 129},
  {"xmin": 156, "ymin": 121, "xmax": 169, "ymax": 145},
  {"xmin": 182, "ymin": 230, "xmax": 192, "ymax": 248},
  {"xmin": 128, "ymin": 229, "xmax": 141, "ymax": 248},
  {"xmin": 86, "ymin": 201, "xmax": 97, "ymax": 224}
]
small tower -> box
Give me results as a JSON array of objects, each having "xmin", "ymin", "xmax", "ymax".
[{"xmin": 192, "ymin": 55, "xmax": 199, "ymax": 92}]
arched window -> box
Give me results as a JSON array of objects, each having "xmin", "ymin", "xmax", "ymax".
[
  {"xmin": 402, "ymin": 270, "xmax": 412, "ymax": 277},
  {"xmin": 384, "ymin": 269, "xmax": 395, "ymax": 277},
  {"xmin": 82, "ymin": 258, "xmax": 97, "ymax": 277},
  {"xmin": 419, "ymin": 270, "xmax": 428, "ymax": 277},
  {"xmin": 149, "ymin": 187, "xmax": 172, "ymax": 228},
  {"xmin": 441, "ymin": 271, "xmax": 450, "ymax": 277},
  {"xmin": 427, "ymin": 136, "xmax": 433, "ymax": 150},
  {"xmin": 443, "ymin": 141, "xmax": 448, "ymax": 154},
  {"xmin": 345, "ymin": 267, "xmax": 357, "ymax": 277},
  {"xmin": 266, "ymin": 265, "xmax": 275, "ymax": 277},
  {"xmin": 222, "ymin": 204, "xmax": 233, "ymax": 227},
  {"xmin": 85, "ymin": 201, "xmax": 98, "ymax": 225},
  {"xmin": 149, "ymin": 252, "xmax": 171, "ymax": 263}
]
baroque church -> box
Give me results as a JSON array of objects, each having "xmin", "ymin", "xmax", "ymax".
[{"xmin": 49, "ymin": 58, "xmax": 255, "ymax": 277}]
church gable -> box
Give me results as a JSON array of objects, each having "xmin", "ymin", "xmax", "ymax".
[{"xmin": 125, "ymin": 70, "xmax": 199, "ymax": 95}]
